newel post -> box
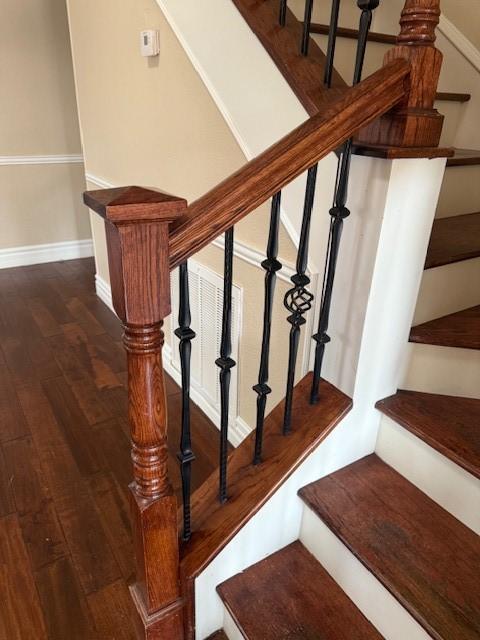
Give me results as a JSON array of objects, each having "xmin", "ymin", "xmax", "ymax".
[
  {"xmin": 84, "ymin": 186, "xmax": 187, "ymax": 639},
  {"xmin": 358, "ymin": 0, "xmax": 444, "ymax": 148}
]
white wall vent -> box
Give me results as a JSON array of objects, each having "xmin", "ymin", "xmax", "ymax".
[{"xmin": 169, "ymin": 258, "xmax": 243, "ymax": 438}]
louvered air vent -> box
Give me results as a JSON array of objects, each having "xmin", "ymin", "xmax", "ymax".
[{"xmin": 170, "ymin": 258, "xmax": 242, "ymax": 430}]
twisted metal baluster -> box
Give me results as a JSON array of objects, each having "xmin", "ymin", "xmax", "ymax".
[
  {"xmin": 283, "ymin": 166, "xmax": 317, "ymax": 434},
  {"xmin": 324, "ymin": 0, "xmax": 341, "ymax": 87},
  {"xmin": 253, "ymin": 192, "xmax": 282, "ymax": 464},
  {"xmin": 279, "ymin": 0, "xmax": 288, "ymax": 26},
  {"xmin": 310, "ymin": 0, "xmax": 379, "ymax": 404},
  {"xmin": 301, "ymin": 0, "xmax": 315, "ymax": 55},
  {"xmin": 174, "ymin": 262, "xmax": 196, "ymax": 541},
  {"xmin": 216, "ymin": 228, "xmax": 236, "ymax": 503}
]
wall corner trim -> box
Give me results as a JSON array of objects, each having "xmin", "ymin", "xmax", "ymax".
[{"xmin": 438, "ymin": 15, "xmax": 480, "ymax": 74}]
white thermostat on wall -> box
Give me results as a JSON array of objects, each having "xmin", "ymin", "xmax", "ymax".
[{"xmin": 140, "ymin": 30, "xmax": 160, "ymax": 57}]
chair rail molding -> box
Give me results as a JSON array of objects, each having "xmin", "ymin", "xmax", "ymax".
[{"xmin": 0, "ymin": 154, "xmax": 84, "ymax": 166}]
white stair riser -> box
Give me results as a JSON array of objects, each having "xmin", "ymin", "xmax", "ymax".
[
  {"xmin": 414, "ymin": 257, "xmax": 480, "ymax": 325},
  {"xmin": 436, "ymin": 100, "xmax": 465, "ymax": 147},
  {"xmin": 403, "ymin": 343, "xmax": 480, "ymax": 399},
  {"xmin": 299, "ymin": 507, "xmax": 431, "ymax": 640},
  {"xmin": 222, "ymin": 608, "xmax": 245, "ymax": 640},
  {"xmin": 376, "ymin": 415, "xmax": 480, "ymax": 534},
  {"xmin": 436, "ymin": 165, "xmax": 480, "ymax": 218}
]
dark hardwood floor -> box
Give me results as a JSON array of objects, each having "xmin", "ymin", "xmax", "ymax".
[{"xmin": 0, "ymin": 257, "xmax": 220, "ymax": 639}]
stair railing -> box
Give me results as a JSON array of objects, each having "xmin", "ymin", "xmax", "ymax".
[{"xmin": 83, "ymin": 1, "xmax": 444, "ymax": 638}]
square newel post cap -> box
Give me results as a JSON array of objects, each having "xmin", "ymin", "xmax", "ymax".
[
  {"xmin": 83, "ymin": 186, "xmax": 187, "ymax": 225},
  {"xmin": 83, "ymin": 186, "xmax": 187, "ymax": 324}
]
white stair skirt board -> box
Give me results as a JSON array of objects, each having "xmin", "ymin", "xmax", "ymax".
[
  {"xmin": 193, "ymin": 409, "xmax": 379, "ymax": 640},
  {"xmin": 299, "ymin": 506, "xmax": 432, "ymax": 640},
  {"xmin": 436, "ymin": 166, "xmax": 480, "ymax": 219},
  {"xmin": 0, "ymin": 239, "xmax": 93, "ymax": 269},
  {"xmin": 376, "ymin": 415, "xmax": 480, "ymax": 534},
  {"xmin": 413, "ymin": 257, "xmax": 480, "ymax": 325},
  {"xmin": 222, "ymin": 608, "xmax": 244, "ymax": 640},
  {"xmin": 403, "ymin": 343, "xmax": 480, "ymax": 399}
]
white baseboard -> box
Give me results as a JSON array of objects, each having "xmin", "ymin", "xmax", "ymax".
[
  {"xmin": 94, "ymin": 274, "xmax": 252, "ymax": 447},
  {"xmin": 95, "ymin": 274, "xmax": 114, "ymax": 311},
  {"xmin": 0, "ymin": 238, "xmax": 93, "ymax": 269}
]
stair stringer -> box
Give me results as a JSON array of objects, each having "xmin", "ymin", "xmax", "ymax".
[
  {"xmin": 155, "ymin": 0, "xmax": 339, "ymax": 273},
  {"xmin": 194, "ymin": 407, "xmax": 377, "ymax": 639}
]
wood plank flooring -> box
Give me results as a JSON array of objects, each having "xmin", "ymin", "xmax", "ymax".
[{"xmin": 0, "ymin": 257, "xmax": 220, "ymax": 639}]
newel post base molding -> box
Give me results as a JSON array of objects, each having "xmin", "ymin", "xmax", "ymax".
[
  {"xmin": 83, "ymin": 186, "xmax": 188, "ymax": 639},
  {"xmin": 358, "ymin": 0, "xmax": 444, "ymax": 149}
]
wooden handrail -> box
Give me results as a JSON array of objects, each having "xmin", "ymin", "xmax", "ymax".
[{"xmin": 169, "ymin": 59, "xmax": 410, "ymax": 269}]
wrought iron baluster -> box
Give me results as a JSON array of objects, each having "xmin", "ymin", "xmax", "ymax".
[
  {"xmin": 324, "ymin": 0, "xmax": 341, "ymax": 87},
  {"xmin": 216, "ymin": 228, "xmax": 236, "ymax": 503},
  {"xmin": 283, "ymin": 165, "xmax": 317, "ymax": 434},
  {"xmin": 353, "ymin": 1, "xmax": 379, "ymax": 84},
  {"xmin": 175, "ymin": 262, "xmax": 196, "ymax": 541},
  {"xmin": 301, "ymin": 0, "xmax": 314, "ymax": 56},
  {"xmin": 253, "ymin": 192, "xmax": 282, "ymax": 464},
  {"xmin": 310, "ymin": 0, "xmax": 379, "ymax": 404},
  {"xmin": 279, "ymin": 0, "xmax": 288, "ymax": 26}
]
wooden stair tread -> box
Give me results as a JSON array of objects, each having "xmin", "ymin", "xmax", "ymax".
[
  {"xmin": 310, "ymin": 22, "xmax": 397, "ymax": 45},
  {"xmin": 436, "ymin": 91, "xmax": 472, "ymax": 103},
  {"xmin": 299, "ymin": 454, "xmax": 480, "ymax": 640},
  {"xmin": 205, "ymin": 631, "xmax": 228, "ymax": 640},
  {"xmin": 376, "ymin": 390, "xmax": 480, "ymax": 479},
  {"xmin": 447, "ymin": 149, "xmax": 480, "ymax": 167},
  {"xmin": 217, "ymin": 541, "xmax": 383, "ymax": 639},
  {"xmin": 410, "ymin": 305, "xmax": 480, "ymax": 350},
  {"xmin": 426, "ymin": 212, "xmax": 480, "ymax": 269}
]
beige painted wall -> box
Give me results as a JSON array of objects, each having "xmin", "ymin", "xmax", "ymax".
[
  {"xmin": 0, "ymin": 0, "xmax": 89, "ymax": 251},
  {"xmin": 442, "ymin": 1, "xmax": 480, "ymax": 50},
  {"xmin": 70, "ymin": 0, "xmax": 299, "ymax": 430}
]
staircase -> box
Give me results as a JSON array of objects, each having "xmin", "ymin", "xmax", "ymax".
[{"xmin": 81, "ymin": 0, "xmax": 479, "ymax": 638}]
